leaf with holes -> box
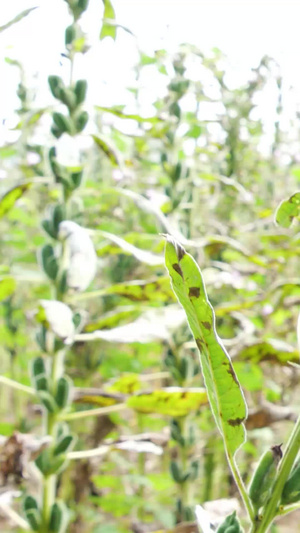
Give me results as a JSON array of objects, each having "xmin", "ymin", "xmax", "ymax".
[
  {"xmin": 275, "ymin": 192, "xmax": 300, "ymax": 228},
  {"xmin": 164, "ymin": 236, "xmax": 247, "ymax": 456}
]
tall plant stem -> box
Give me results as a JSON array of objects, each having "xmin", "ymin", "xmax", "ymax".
[
  {"xmin": 252, "ymin": 415, "xmax": 300, "ymax": 533},
  {"xmin": 41, "ymin": 346, "xmax": 66, "ymax": 530}
]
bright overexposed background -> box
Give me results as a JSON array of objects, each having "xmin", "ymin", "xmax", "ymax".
[{"xmin": 1, "ymin": 0, "xmax": 300, "ymax": 147}]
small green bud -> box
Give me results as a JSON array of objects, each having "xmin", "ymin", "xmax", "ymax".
[{"xmin": 217, "ymin": 511, "xmax": 243, "ymax": 533}]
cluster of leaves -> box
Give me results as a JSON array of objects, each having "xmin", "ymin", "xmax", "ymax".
[{"xmin": 1, "ymin": 4, "xmax": 300, "ymax": 532}]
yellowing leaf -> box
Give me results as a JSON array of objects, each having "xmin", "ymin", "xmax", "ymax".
[
  {"xmin": 108, "ymin": 374, "xmax": 141, "ymax": 394},
  {"xmin": 127, "ymin": 387, "xmax": 208, "ymax": 417},
  {"xmin": 0, "ymin": 183, "xmax": 31, "ymax": 217},
  {"xmin": 275, "ymin": 191, "xmax": 300, "ymax": 228},
  {"xmin": 0, "ymin": 277, "xmax": 16, "ymax": 301}
]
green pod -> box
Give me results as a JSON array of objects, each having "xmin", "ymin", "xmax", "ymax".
[
  {"xmin": 52, "ymin": 112, "xmax": 73, "ymax": 135},
  {"xmin": 65, "ymin": 24, "xmax": 76, "ymax": 46},
  {"xmin": 74, "ymin": 110, "xmax": 88, "ymax": 133},
  {"xmin": 54, "ymin": 435, "xmax": 74, "ymax": 456},
  {"xmin": 170, "ymin": 460, "xmax": 185, "ymax": 484},
  {"xmin": 249, "ymin": 445, "xmax": 282, "ymax": 512},
  {"xmin": 39, "ymin": 391, "xmax": 58, "ymax": 414},
  {"xmin": 23, "ymin": 496, "xmax": 41, "ymax": 531},
  {"xmin": 51, "ymin": 125, "xmax": 63, "ymax": 139},
  {"xmin": 40, "ymin": 244, "xmax": 58, "ymax": 281},
  {"xmin": 74, "ymin": 80, "xmax": 87, "ymax": 106},
  {"xmin": 34, "ymin": 374, "xmax": 48, "ymax": 392},
  {"xmin": 49, "ymin": 501, "xmax": 68, "ymax": 533},
  {"xmin": 36, "ymin": 326, "xmax": 47, "ymax": 352},
  {"xmin": 70, "ymin": 169, "xmax": 83, "ymax": 189},
  {"xmin": 32, "ymin": 357, "xmax": 46, "ymax": 378},
  {"xmin": 52, "ymin": 204, "xmax": 65, "ymax": 236},
  {"xmin": 77, "ymin": 0, "xmax": 89, "ymax": 12},
  {"xmin": 57, "ymin": 87, "xmax": 77, "ymax": 111},
  {"xmin": 42, "ymin": 219, "xmax": 56, "ymax": 239},
  {"xmin": 25, "ymin": 509, "xmax": 40, "ymax": 531},
  {"xmin": 55, "ymin": 376, "xmax": 71, "ymax": 409},
  {"xmin": 24, "ymin": 495, "xmax": 39, "ymax": 512},
  {"xmin": 35, "ymin": 449, "xmax": 67, "ymax": 476},
  {"xmin": 48, "ymin": 76, "xmax": 65, "ymax": 100},
  {"xmin": 281, "ymin": 460, "xmax": 300, "ymax": 505}
]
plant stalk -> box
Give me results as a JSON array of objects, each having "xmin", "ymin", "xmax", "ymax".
[{"xmin": 252, "ymin": 415, "xmax": 300, "ymax": 533}]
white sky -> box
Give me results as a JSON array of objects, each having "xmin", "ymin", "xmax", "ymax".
[{"xmin": 1, "ymin": 0, "xmax": 300, "ymax": 145}]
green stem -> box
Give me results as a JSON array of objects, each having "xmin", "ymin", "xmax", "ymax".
[
  {"xmin": 60, "ymin": 402, "xmax": 127, "ymax": 421},
  {"xmin": 253, "ymin": 415, "xmax": 300, "ymax": 533},
  {"xmin": 226, "ymin": 450, "xmax": 254, "ymax": 522},
  {"xmin": 0, "ymin": 375, "xmax": 35, "ymax": 395},
  {"xmin": 41, "ymin": 347, "xmax": 65, "ymax": 531}
]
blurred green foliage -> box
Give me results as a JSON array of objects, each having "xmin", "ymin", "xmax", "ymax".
[{"xmin": 1, "ymin": 4, "xmax": 300, "ymax": 532}]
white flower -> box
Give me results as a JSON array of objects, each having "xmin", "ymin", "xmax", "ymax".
[
  {"xmin": 58, "ymin": 221, "xmax": 97, "ymax": 292},
  {"xmin": 40, "ymin": 300, "xmax": 75, "ymax": 344}
]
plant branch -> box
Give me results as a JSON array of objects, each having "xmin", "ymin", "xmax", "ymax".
[
  {"xmin": 0, "ymin": 375, "xmax": 35, "ymax": 396},
  {"xmin": 60, "ymin": 402, "xmax": 128, "ymax": 421}
]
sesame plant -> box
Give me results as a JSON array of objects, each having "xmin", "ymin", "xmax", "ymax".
[
  {"xmin": 3, "ymin": 2, "xmax": 300, "ymax": 532},
  {"xmin": 164, "ymin": 234, "xmax": 300, "ymax": 533}
]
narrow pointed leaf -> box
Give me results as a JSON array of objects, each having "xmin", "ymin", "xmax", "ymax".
[
  {"xmin": 164, "ymin": 236, "xmax": 247, "ymax": 455},
  {"xmin": 0, "ymin": 7, "xmax": 37, "ymax": 33},
  {"xmin": 0, "ymin": 183, "xmax": 31, "ymax": 217}
]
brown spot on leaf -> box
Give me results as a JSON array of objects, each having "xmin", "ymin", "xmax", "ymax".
[
  {"xmin": 176, "ymin": 243, "xmax": 186, "ymax": 261},
  {"xmin": 189, "ymin": 287, "xmax": 200, "ymax": 298},
  {"xmin": 201, "ymin": 321, "xmax": 211, "ymax": 331},
  {"xmin": 172, "ymin": 263, "xmax": 184, "ymax": 278},
  {"xmin": 227, "ymin": 365, "xmax": 239, "ymax": 385},
  {"xmin": 196, "ymin": 338, "xmax": 208, "ymax": 351},
  {"xmin": 228, "ymin": 417, "xmax": 245, "ymax": 426}
]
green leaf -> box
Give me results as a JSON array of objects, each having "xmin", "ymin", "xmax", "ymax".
[
  {"xmin": 95, "ymin": 105, "xmax": 161, "ymax": 124},
  {"xmin": 0, "ymin": 277, "xmax": 16, "ymax": 301},
  {"xmin": 275, "ymin": 192, "xmax": 300, "ymax": 228},
  {"xmin": 100, "ymin": 0, "xmax": 116, "ymax": 40},
  {"xmin": 127, "ymin": 388, "xmax": 207, "ymax": 416},
  {"xmin": 238, "ymin": 340, "xmax": 299, "ymax": 365},
  {"xmin": 99, "ymin": 231, "xmax": 164, "ymax": 265},
  {"xmin": 164, "ymin": 236, "xmax": 247, "ymax": 455},
  {"xmin": 77, "ymin": 277, "xmax": 175, "ymax": 303},
  {"xmin": 0, "ymin": 7, "xmax": 37, "ymax": 33},
  {"xmin": 92, "ymin": 135, "xmax": 120, "ymax": 166},
  {"xmin": 0, "ymin": 183, "xmax": 31, "ymax": 217}
]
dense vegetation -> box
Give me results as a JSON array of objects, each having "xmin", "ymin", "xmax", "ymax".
[{"xmin": 1, "ymin": 2, "xmax": 300, "ymax": 532}]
